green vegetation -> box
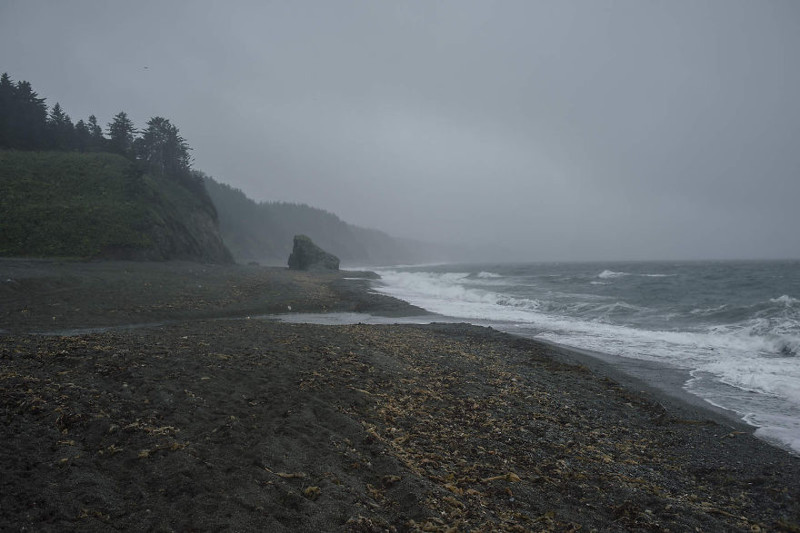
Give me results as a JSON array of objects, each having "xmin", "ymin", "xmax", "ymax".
[
  {"xmin": 0, "ymin": 150, "xmax": 230, "ymax": 261},
  {"xmin": 0, "ymin": 73, "xmax": 231, "ymax": 262},
  {"xmin": 0, "ymin": 151, "xmax": 149, "ymax": 257}
]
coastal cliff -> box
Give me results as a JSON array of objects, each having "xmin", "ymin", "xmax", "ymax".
[{"xmin": 0, "ymin": 150, "xmax": 232, "ymax": 263}]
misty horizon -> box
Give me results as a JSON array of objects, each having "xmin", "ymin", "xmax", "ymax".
[{"xmin": 2, "ymin": 1, "xmax": 798, "ymax": 261}]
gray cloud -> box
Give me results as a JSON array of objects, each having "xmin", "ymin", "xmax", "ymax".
[{"xmin": 2, "ymin": 0, "xmax": 798, "ymax": 260}]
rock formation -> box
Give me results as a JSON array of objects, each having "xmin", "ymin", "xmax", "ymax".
[{"xmin": 287, "ymin": 235, "xmax": 339, "ymax": 271}]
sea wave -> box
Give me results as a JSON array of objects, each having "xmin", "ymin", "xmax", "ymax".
[
  {"xmin": 598, "ymin": 270, "xmax": 673, "ymax": 279},
  {"xmin": 376, "ymin": 270, "xmax": 542, "ymax": 318},
  {"xmin": 377, "ymin": 270, "xmax": 799, "ymax": 354},
  {"xmin": 475, "ymin": 271, "xmax": 503, "ymax": 279},
  {"xmin": 771, "ymin": 295, "xmax": 799, "ymax": 307},
  {"xmin": 598, "ymin": 270, "xmax": 629, "ymax": 279},
  {"xmin": 535, "ymin": 320, "xmax": 800, "ymax": 409},
  {"xmin": 690, "ymin": 304, "xmax": 729, "ymax": 316},
  {"xmin": 373, "ymin": 263, "xmax": 800, "ymax": 454},
  {"xmin": 594, "ymin": 301, "xmax": 651, "ymax": 316}
]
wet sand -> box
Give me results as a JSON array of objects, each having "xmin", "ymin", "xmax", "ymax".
[{"xmin": 1, "ymin": 259, "xmax": 799, "ymax": 531}]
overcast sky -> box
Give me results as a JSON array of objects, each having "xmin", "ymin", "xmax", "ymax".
[{"xmin": 2, "ymin": 1, "xmax": 799, "ymax": 260}]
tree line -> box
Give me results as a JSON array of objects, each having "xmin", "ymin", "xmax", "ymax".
[{"xmin": 0, "ymin": 72, "xmax": 195, "ymax": 184}]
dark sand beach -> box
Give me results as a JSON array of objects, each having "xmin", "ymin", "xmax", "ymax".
[{"xmin": 1, "ymin": 259, "xmax": 799, "ymax": 531}]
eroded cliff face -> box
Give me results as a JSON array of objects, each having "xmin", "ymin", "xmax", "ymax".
[
  {"xmin": 101, "ymin": 210, "xmax": 232, "ymax": 263},
  {"xmin": 171, "ymin": 209, "xmax": 233, "ymax": 263}
]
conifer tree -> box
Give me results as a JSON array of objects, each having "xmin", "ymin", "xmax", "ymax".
[
  {"xmin": 0, "ymin": 73, "xmax": 14, "ymax": 147},
  {"xmin": 9, "ymin": 79, "xmax": 48, "ymax": 149},
  {"xmin": 48, "ymin": 102, "xmax": 75, "ymax": 150},
  {"xmin": 138, "ymin": 116, "xmax": 192, "ymax": 177},
  {"xmin": 74, "ymin": 119, "xmax": 90, "ymax": 151},
  {"xmin": 48, "ymin": 102, "xmax": 68, "ymax": 124},
  {"xmin": 87, "ymin": 115, "xmax": 104, "ymax": 150},
  {"xmin": 107, "ymin": 111, "xmax": 135, "ymax": 156}
]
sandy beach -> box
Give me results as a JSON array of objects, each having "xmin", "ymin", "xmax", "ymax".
[{"xmin": 1, "ymin": 259, "xmax": 799, "ymax": 531}]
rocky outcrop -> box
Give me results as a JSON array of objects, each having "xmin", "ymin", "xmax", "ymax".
[{"xmin": 287, "ymin": 235, "xmax": 339, "ymax": 271}]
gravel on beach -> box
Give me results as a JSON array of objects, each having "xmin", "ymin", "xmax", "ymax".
[{"xmin": 1, "ymin": 259, "xmax": 798, "ymax": 531}]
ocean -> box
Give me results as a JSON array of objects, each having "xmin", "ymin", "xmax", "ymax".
[{"xmin": 370, "ymin": 261, "xmax": 800, "ymax": 455}]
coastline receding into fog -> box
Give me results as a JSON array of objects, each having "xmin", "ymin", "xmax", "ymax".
[
  {"xmin": 2, "ymin": 260, "xmax": 799, "ymax": 531},
  {"xmin": 3, "ymin": 2, "xmax": 800, "ymax": 529}
]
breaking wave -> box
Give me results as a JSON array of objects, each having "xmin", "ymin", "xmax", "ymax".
[
  {"xmin": 771, "ymin": 295, "xmax": 798, "ymax": 307},
  {"xmin": 598, "ymin": 270, "xmax": 629, "ymax": 279},
  {"xmin": 598, "ymin": 270, "xmax": 673, "ymax": 279},
  {"xmin": 374, "ymin": 263, "xmax": 800, "ymax": 454}
]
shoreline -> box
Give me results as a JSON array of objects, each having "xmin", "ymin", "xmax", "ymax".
[
  {"xmin": 2, "ymin": 259, "xmax": 799, "ymax": 530},
  {"xmin": 366, "ymin": 266, "xmax": 800, "ymax": 456},
  {"xmin": 271, "ymin": 310, "xmax": 757, "ymax": 438},
  {"xmin": 0, "ymin": 256, "xmax": 787, "ymax": 448}
]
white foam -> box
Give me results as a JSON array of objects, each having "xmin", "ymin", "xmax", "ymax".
[
  {"xmin": 754, "ymin": 423, "xmax": 800, "ymax": 454},
  {"xmin": 594, "ymin": 301, "xmax": 651, "ymax": 314},
  {"xmin": 597, "ymin": 270, "xmax": 673, "ymax": 279},
  {"xmin": 771, "ymin": 295, "xmax": 799, "ymax": 306},
  {"xmin": 375, "ymin": 270, "xmax": 542, "ymax": 322},
  {"xmin": 598, "ymin": 270, "xmax": 629, "ymax": 279},
  {"xmin": 374, "ymin": 267, "xmax": 800, "ymax": 454},
  {"xmin": 702, "ymin": 357, "xmax": 800, "ymax": 405},
  {"xmin": 690, "ymin": 304, "xmax": 728, "ymax": 315},
  {"xmin": 476, "ymin": 271, "xmax": 503, "ymax": 279}
]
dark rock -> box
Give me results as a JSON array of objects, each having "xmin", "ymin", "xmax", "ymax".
[{"xmin": 287, "ymin": 235, "xmax": 339, "ymax": 271}]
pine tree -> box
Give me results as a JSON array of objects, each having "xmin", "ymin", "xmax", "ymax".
[
  {"xmin": 9, "ymin": 80, "xmax": 48, "ymax": 149},
  {"xmin": 0, "ymin": 73, "xmax": 14, "ymax": 147},
  {"xmin": 87, "ymin": 115, "xmax": 104, "ymax": 150},
  {"xmin": 48, "ymin": 102, "xmax": 75, "ymax": 150},
  {"xmin": 107, "ymin": 111, "xmax": 135, "ymax": 156},
  {"xmin": 138, "ymin": 116, "xmax": 192, "ymax": 177},
  {"xmin": 74, "ymin": 119, "xmax": 90, "ymax": 151}
]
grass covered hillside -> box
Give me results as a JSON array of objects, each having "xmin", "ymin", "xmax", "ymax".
[{"xmin": 0, "ymin": 150, "xmax": 232, "ymax": 262}]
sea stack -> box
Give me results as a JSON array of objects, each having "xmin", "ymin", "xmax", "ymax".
[{"xmin": 287, "ymin": 235, "xmax": 340, "ymax": 271}]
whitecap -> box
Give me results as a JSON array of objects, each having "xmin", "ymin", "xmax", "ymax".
[
  {"xmin": 771, "ymin": 295, "xmax": 798, "ymax": 307},
  {"xmin": 598, "ymin": 270, "xmax": 629, "ymax": 279},
  {"xmin": 594, "ymin": 301, "xmax": 650, "ymax": 315},
  {"xmin": 375, "ymin": 270, "xmax": 541, "ymax": 320}
]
